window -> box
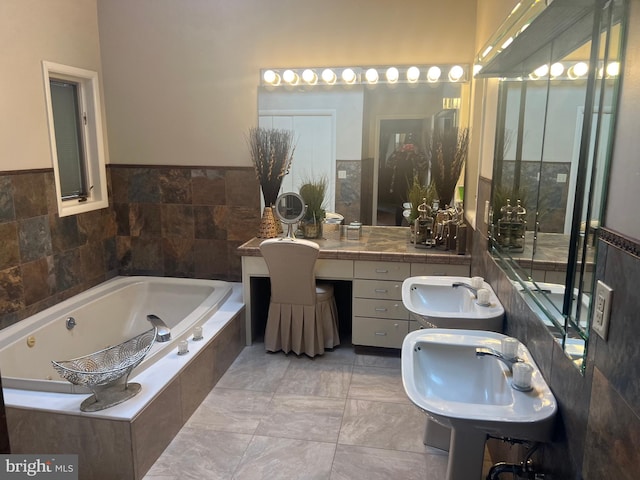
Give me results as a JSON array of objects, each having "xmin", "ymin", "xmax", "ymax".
[{"xmin": 43, "ymin": 61, "xmax": 108, "ymax": 216}]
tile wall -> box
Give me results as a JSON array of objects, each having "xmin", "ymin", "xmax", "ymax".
[
  {"xmin": 109, "ymin": 165, "xmax": 259, "ymax": 282},
  {"xmin": 0, "ymin": 166, "xmax": 260, "ymax": 331},
  {"xmin": 473, "ymin": 176, "xmax": 640, "ymax": 480},
  {"xmin": 0, "ymin": 170, "xmax": 118, "ymax": 330}
]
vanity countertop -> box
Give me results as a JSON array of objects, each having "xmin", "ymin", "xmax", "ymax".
[{"xmin": 237, "ymin": 226, "xmax": 470, "ymax": 265}]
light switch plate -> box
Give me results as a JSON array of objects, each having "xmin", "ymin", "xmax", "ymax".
[{"xmin": 592, "ymin": 280, "xmax": 613, "ymax": 340}]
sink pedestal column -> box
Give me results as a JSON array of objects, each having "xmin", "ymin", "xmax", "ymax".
[
  {"xmin": 446, "ymin": 428, "xmax": 487, "ymax": 480},
  {"xmin": 423, "ymin": 417, "xmax": 451, "ymax": 451}
]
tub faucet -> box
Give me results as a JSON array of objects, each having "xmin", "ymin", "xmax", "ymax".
[
  {"xmin": 452, "ymin": 282, "xmax": 478, "ymax": 298},
  {"xmin": 146, "ymin": 314, "xmax": 172, "ymax": 342},
  {"xmin": 476, "ymin": 347, "xmax": 523, "ymax": 372}
]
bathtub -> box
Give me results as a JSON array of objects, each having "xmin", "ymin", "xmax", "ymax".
[
  {"xmin": 2, "ymin": 275, "xmax": 245, "ymax": 479},
  {"xmin": 0, "ymin": 275, "xmax": 232, "ymax": 394}
]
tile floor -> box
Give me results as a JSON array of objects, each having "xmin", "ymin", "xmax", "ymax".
[{"xmin": 143, "ymin": 341, "xmax": 491, "ymax": 480}]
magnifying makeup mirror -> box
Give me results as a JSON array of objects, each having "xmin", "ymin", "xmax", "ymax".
[{"xmin": 274, "ymin": 192, "xmax": 306, "ymax": 238}]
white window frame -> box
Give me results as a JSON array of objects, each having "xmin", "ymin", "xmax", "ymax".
[{"xmin": 42, "ymin": 61, "xmax": 108, "ymax": 217}]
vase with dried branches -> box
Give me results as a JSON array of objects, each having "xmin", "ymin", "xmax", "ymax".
[
  {"xmin": 246, "ymin": 127, "xmax": 296, "ymax": 237},
  {"xmin": 431, "ymin": 128, "xmax": 469, "ymax": 207}
]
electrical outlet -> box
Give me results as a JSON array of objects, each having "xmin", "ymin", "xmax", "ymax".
[{"xmin": 592, "ymin": 280, "xmax": 613, "ymax": 340}]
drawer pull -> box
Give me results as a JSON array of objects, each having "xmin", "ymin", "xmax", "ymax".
[
  {"xmin": 375, "ymin": 307, "xmax": 388, "ymax": 312},
  {"xmin": 375, "ymin": 269, "xmax": 389, "ymax": 273},
  {"xmin": 374, "ymin": 289, "xmax": 388, "ymax": 293},
  {"xmin": 375, "ymin": 331, "xmax": 388, "ymax": 336}
]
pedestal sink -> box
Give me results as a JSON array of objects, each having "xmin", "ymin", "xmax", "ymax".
[
  {"xmin": 401, "ymin": 329, "xmax": 557, "ymax": 480},
  {"xmin": 402, "ymin": 276, "xmax": 504, "ymax": 331}
]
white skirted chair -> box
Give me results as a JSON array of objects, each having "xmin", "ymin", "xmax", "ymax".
[{"xmin": 259, "ymin": 238, "xmax": 340, "ymax": 357}]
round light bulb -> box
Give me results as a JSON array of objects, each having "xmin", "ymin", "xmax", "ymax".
[
  {"xmin": 322, "ymin": 68, "xmax": 337, "ymax": 84},
  {"xmin": 263, "ymin": 70, "xmax": 280, "ymax": 86},
  {"xmin": 501, "ymin": 37, "xmax": 514, "ymax": 50},
  {"xmin": 385, "ymin": 67, "xmax": 399, "ymax": 83},
  {"xmin": 342, "ymin": 68, "xmax": 357, "ymax": 84},
  {"xmin": 365, "ymin": 68, "xmax": 379, "ymax": 84},
  {"xmin": 550, "ymin": 62, "xmax": 564, "ymax": 78},
  {"xmin": 406, "ymin": 66, "xmax": 420, "ymax": 83},
  {"xmin": 448, "ymin": 65, "xmax": 464, "ymax": 82},
  {"xmin": 533, "ymin": 64, "xmax": 549, "ymax": 78},
  {"xmin": 426, "ymin": 66, "xmax": 441, "ymax": 82},
  {"xmin": 302, "ymin": 69, "xmax": 317, "ymax": 84},
  {"xmin": 606, "ymin": 61, "xmax": 620, "ymax": 77},
  {"xmin": 569, "ymin": 62, "xmax": 588, "ymax": 79},
  {"xmin": 283, "ymin": 69, "xmax": 299, "ymax": 85}
]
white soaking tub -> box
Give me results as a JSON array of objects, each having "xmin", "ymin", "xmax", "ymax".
[
  {"xmin": 1, "ymin": 275, "xmax": 246, "ymax": 480},
  {"xmin": 0, "ymin": 276, "xmax": 232, "ymax": 394}
]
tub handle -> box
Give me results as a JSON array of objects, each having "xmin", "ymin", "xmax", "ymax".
[{"xmin": 146, "ymin": 314, "xmax": 172, "ymax": 343}]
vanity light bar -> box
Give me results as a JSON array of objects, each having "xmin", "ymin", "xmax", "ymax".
[
  {"xmin": 522, "ymin": 60, "xmax": 620, "ymax": 81},
  {"xmin": 261, "ymin": 65, "xmax": 470, "ymax": 87}
]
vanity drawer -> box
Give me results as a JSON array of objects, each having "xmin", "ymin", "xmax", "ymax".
[
  {"xmin": 353, "ymin": 298, "xmax": 409, "ymax": 320},
  {"xmin": 355, "ymin": 261, "xmax": 410, "ymax": 281},
  {"xmin": 353, "ymin": 279, "xmax": 403, "ymax": 300},
  {"xmin": 352, "ymin": 317, "xmax": 409, "ymax": 348},
  {"xmin": 410, "ymin": 263, "xmax": 470, "ymax": 277}
]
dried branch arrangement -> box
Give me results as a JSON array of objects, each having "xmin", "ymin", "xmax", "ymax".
[
  {"xmin": 246, "ymin": 127, "xmax": 296, "ymax": 205},
  {"xmin": 431, "ymin": 127, "xmax": 469, "ymax": 207}
]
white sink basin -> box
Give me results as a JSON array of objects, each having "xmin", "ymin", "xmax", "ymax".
[
  {"xmin": 402, "ymin": 329, "xmax": 557, "ymax": 480},
  {"xmin": 402, "ymin": 276, "xmax": 504, "ymax": 331}
]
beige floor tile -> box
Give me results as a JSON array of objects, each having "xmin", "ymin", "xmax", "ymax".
[
  {"xmin": 144, "ymin": 425, "xmax": 252, "ymax": 479},
  {"xmin": 304, "ymin": 344, "xmax": 357, "ymax": 366},
  {"xmin": 216, "ymin": 347, "xmax": 291, "ymax": 392},
  {"xmin": 276, "ymin": 362, "xmax": 353, "ymax": 398},
  {"xmin": 354, "ymin": 351, "xmax": 401, "ymax": 369},
  {"xmin": 348, "ymin": 365, "xmax": 410, "ymax": 404},
  {"xmin": 338, "ymin": 399, "xmax": 428, "ymax": 453},
  {"xmin": 330, "ymin": 444, "xmax": 448, "ymax": 480},
  {"xmin": 255, "ymin": 394, "xmax": 346, "ymax": 442},
  {"xmin": 232, "ymin": 435, "xmax": 335, "ymax": 480},
  {"xmin": 187, "ymin": 388, "xmax": 274, "ymax": 434}
]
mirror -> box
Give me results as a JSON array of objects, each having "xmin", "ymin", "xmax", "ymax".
[
  {"xmin": 480, "ymin": 0, "xmax": 627, "ymax": 372},
  {"xmin": 258, "ymin": 80, "xmax": 470, "ymax": 226},
  {"xmin": 274, "ymin": 192, "xmax": 306, "ymax": 238}
]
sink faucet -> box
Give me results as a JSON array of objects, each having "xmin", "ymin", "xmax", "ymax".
[
  {"xmin": 452, "ymin": 282, "xmax": 478, "ymax": 298},
  {"xmin": 475, "ymin": 347, "xmax": 523, "ymax": 372}
]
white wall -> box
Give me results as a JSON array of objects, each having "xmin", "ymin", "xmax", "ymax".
[
  {"xmin": 96, "ymin": 0, "xmax": 477, "ymax": 167},
  {"xmin": 0, "ymin": 0, "xmax": 107, "ymax": 172}
]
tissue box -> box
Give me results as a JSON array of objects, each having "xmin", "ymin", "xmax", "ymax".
[{"xmin": 347, "ymin": 223, "xmax": 361, "ymax": 240}]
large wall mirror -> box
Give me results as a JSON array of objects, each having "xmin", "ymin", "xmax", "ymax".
[
  {"xmin": 258, "ymin": 75, "xmax": 470, "ymax": 225},
  {"xmin": 478, "ymin": 0, "xmax": 628, "ymax": 372}
]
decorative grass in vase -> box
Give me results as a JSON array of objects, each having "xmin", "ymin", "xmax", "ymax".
[
  {"xmin": 246, "ymin": 127, "xmax": 296, "ymax": 237},
  {"xmin": 299, "ymin": 176, "xmax": 327, "ymax": 239}
]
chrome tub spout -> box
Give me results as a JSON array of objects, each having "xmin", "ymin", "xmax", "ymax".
[{"xmin": 146, "ymin": 314, "xmax": 172, "ymax": 342}]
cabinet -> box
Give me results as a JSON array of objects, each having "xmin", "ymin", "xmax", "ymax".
[
  {"xmin": 241, "ymin": 249, "xmax": 471, "ymax": 346},
  {"xmin": 351, "ymin": 260, "xmax": 471, "ymax": 348}
]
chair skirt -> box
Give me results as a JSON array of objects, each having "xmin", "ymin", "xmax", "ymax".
[{"xmin": 264, "ymin": 283, "xmax": 340, "ymax": 357}]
